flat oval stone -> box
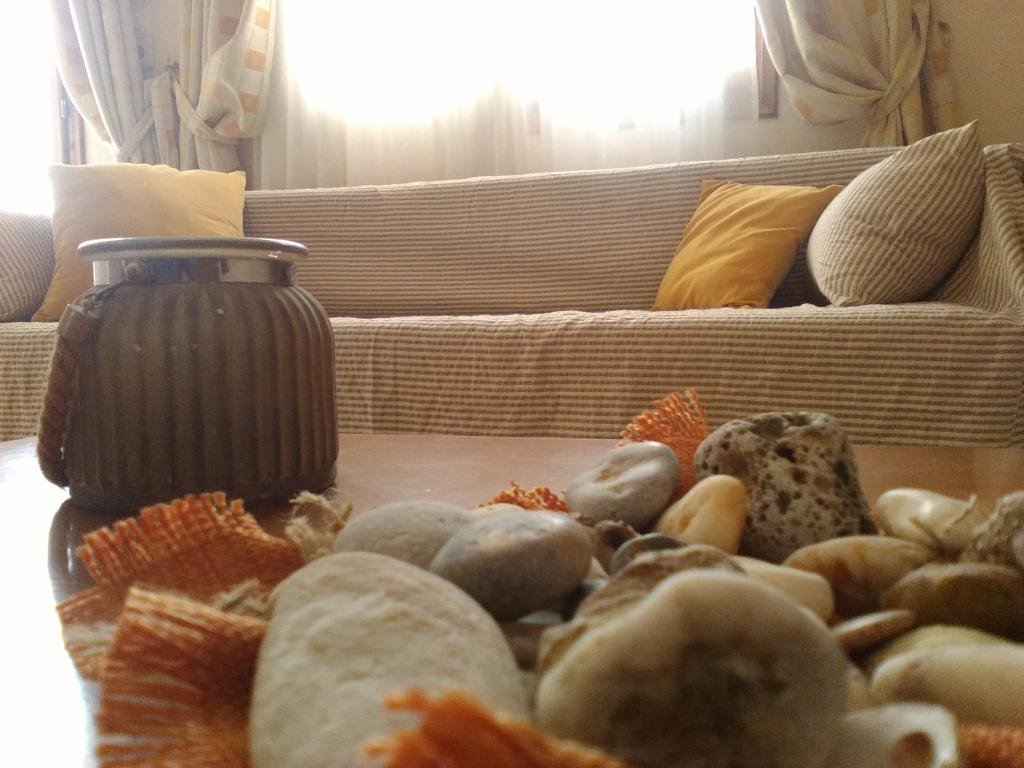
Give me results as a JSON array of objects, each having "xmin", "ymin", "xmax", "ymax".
[
  {"xmin": 535, "ymin": 571, "xmax": 848, "ymax": 768},
  {"xmin": 864, "ymin": 624, "xmax": 1011, "ymax": 677},
  {"xmin": 830, "ymin": 609, "xmax": 915, "ymax": 654},
  {"xmin": 333, "ymin": 500, "xmax": 473, "ymax": 569},
  {"xmin": 783, "ymin": 536, "xmax": 934, "ymax": 618},
  {"xmin": 250, "ymin": 553, "xmax": 527, "ymax": 768},
  {"xmin": 565, "ymin": 441, "xmax": 680, "ymax": 529},
  {"xmin": 608, "ymin": 533, "xmax": 683, "ymax": 574},
  {"xmin": 871, "ymin": 645, "xmax": 1024, "ymax": 727},
  {"xmin": 881, "ymin": 562, "xmax": 1024, "ymax": 638},
  {"xmin": 695, "ymin": 412, "xmax": 872, "ymax": 562},
  {"xmin": 733, "ymin": 556, "xmax": 835, "ymax": 621},
  {"xmin": 655, "ymin": 474, "xmax": 748, "ymax": 554},
  {"xmin": 429, "ymin": 510, "xmax": 593, "ymax": 621}
]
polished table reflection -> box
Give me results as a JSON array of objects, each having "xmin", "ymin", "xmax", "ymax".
[{"xmin": 4, "ymin": 433, "xmax": 1024, "ymax": 766}]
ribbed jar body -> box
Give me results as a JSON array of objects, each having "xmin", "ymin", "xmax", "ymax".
[{"xmin": 65, "ymin": 282, "xmax": 337, "ymax": 511}]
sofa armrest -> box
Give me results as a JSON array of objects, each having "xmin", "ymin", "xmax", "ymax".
[
  {"xmin": 939, "ymin": 144, "xmax": 1024, "ymax": 316},
  {"xmin": 0, "ymin": 210, "xmax": 54, "ymax": 322}
]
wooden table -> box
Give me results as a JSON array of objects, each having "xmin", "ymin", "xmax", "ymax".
[{"xmin": 3, "ymin": 434, "xmax": 1023, "ymax": 766}]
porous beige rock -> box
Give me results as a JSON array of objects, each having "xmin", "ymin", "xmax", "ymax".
[
  {"xmin": 874, "ymin": 488, "xmax": 985, "ymax": 556},
  {"xmin": 961, "ymin": 490, "xmax": 1024, "ymax": 567},
  {"xmin": 783, "ymin": 536, "xmax": 933, "ymax": 618},
  {"xmin": 865, "ymin": 624, "xmax": 1012, "ymax": 677},
  {"xmin": 565, "ymin": 441, "xmax": 680, "ymax": 529},
  {"xmin": 871, "ymin": 645, "xmax": 1024, "ymax": 727},
  {"xmin": 429, "ymin": 510, "xmax": 593, "ymax": 620},
  {"xmin": 333, "ymin": 500, "xmax": 472, "ymax": 569},
  {"xmin": 830, "ymin": 610, "xmax": 915, "ymax": 654},
  {"xmin": 250, "ymin": 553, "xmax": 528, "ymax": 768},
  {"xmin": 881, "ymin": 562, "xmax": 1024, "ymax": 638},
  {"xmin": 535, "ymin": 571, "xmax": 848, "ymax": 768},
  {"xmin": 733, "ymin": 556, "xmax": 835, "ymax": 621},
  {"xmin": 655, "ymin": 474, "xmax": 748, "ymax": 553},
  {"xmin": 694, "ymin": 412, "xmax": 872, "ymax": 561},
  {"xmin": 828, "ymin": 704, "xmax": 959, "ymax": 768}
]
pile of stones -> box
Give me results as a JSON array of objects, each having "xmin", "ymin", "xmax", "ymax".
[{"xmin": 250, "ymin": 412, "xmax": 1024, "ymax": 768}]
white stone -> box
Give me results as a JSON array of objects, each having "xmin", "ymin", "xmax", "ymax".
[
  {"xmin": 871, "ymin": 644, "xmax": 1024, "ymax": 727},
  {"xmin": 565, "ymin": 441, "xmax": 680, "ymax": 529},
  {"xmin": 733, "ymin": 555, "xmax": 835, "ymax": 621},
  {"xmin": 874, "ymin": 488, "xmax": 985, "ymax": 555},
  {"xmin": 333, "ymin": 500, "xmax": 472, "ymax": 569},
  {"xmin": 828, "ymin": 704, "xmax": 959, "ymax": 768},
  {"xmin": 251, "ymin": 553, "xmax": 528, "ymax": 768},
  {"xmin": 535, "ymin": 571, "xmax": 847, "ymax": 768}
]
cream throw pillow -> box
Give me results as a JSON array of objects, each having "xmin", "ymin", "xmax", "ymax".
[
  {"xmin": 807, "ymin": 122, "xmax": 984, "ymax": 306},
  {"xmin": 33, "ymin": 163, "xmax": 246, "ymax": 322}
]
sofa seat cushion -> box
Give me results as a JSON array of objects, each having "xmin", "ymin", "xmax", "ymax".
[{"xmin": 4, "ymin": 306, "xmax": 1022, "ymax": 446}]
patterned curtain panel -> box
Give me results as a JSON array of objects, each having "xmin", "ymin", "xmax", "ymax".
[
  {"xmin": 51, "ymin": 0, "xmax": 276, "ymax": 172},
  {"xmin": 754, "ymin": 0, "xmax": 958, "ymax": 146},
  {"xmin": 161, "ymin": 0, "xmax": 277, "ymax": 172},
  {"xmin": 50, "ymin": 0, "xmax": 162, "ymax": 164}
]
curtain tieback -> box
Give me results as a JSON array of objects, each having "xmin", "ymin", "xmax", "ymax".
[{"xmin": 114, "ymin": 70, "xmax": 238, "ymax": 163}]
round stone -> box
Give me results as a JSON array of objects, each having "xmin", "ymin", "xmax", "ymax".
[
  {"xmin": 535, "ymin": 571, "xmax": 848, "ymax": 768},
  {"xmin": 608, "ymin": 533, "xmax": 683, "ymax": 574},
  {"xmin": 830, "ymin": 609, "xmax": 915, "ymax": 654},
  {"xmin": 250, "ymin": 553, "xmax": 527, "ymax": 768},
  {"xmin": 695, "ymin": 412, "xmax": 873, "ymax": 562},
  {"xmin": 864, "ymin": 624, "xmax": 1011, "ymax": 677},
  {"xmin": 429, "ymin": 510, "xmax": 594, "ymax": 621},
  {"xmin": 565, "ymin": 441, "xmax": 680, "ymax": 529},
  {"xmin": 881, "ymin": 562, "xmax": 1024, "ymax": 638},
  {"xmin": 333, "ymin": 500, "xmax": 473, "ymax": 569}
]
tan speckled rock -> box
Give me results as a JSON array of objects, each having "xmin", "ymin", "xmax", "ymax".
[
  {"xmin": 881, "ymin": 562, "xmax": 1024, "ymax": 638},
  {"xmin": 250, "ymin": 553, "xmax": 527, "ymax": 768},
  {"xmin": 695, "ymin": 412, "xmax": 872, "ymax": 562},
  {"xmin": 535, "ymin": 571, "xmax": 848, "ymax": 768},
  {"xmin": 783, "ymin": 536, "xmax": 933, "ymax": 618}
]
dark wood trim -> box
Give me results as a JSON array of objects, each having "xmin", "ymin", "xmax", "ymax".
[
  {"xmin": 58, "ymin": 80, "xmax": 87, "ymax": 165},
  {"xmin": 755, "ymin": 16, "xmax": 779, "ymax": 118}
]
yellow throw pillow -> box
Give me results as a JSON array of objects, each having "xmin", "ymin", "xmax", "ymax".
[
  {"xmin": 33, "ymin": 163, "xmax": 246, "ymax": 322},
  {"xmin": 652, "ymin": 179, "xmax": 843, "ymax": 310}
]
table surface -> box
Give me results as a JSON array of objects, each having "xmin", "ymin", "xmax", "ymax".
[{"xmin": 3, "ymin": 433, "xmax": 1023, "ymax": 766}]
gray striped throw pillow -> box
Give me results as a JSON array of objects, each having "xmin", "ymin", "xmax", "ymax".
[
  {"xmin": 0, "ymin": 210, "xmax": 54, "ymax": 321},
  {"xmin": 808, "ymin": 122, "xmax": 984, "ymax": 306}
]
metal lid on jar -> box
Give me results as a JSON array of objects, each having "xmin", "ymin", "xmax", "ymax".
[{"xmin": 79, "ymin": 236, "xmax": 309, "ymax": 287}]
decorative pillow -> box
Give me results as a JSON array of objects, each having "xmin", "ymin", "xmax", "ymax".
[
  {"xmin": 0, "ymin": 210, "xmax": 54, "ymax": 321},
  {"xmin": 33, "ymin": 163, "xmax": 246, "ymax": 322},
  {"xmin": 652, "ymin": 179, "xmax": 843, "ymax": 310},
  {"xmin": 807, "ymin": 122, "xmax": 984, "ymax": 306}
]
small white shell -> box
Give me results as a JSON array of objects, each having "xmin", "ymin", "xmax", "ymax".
[
  {"xmin": 874, "ymin": 488, "xmax": 986, "ymax": 555},
  {"xmin": 827, "ymin": 703, "xmax": 959, "ymax": 768}
]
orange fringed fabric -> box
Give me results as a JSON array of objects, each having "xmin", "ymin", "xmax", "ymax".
[
  {"xmin": 96, "ymin": 587, "xmax": 266, "ymax": 768},
  {"xmin": 57, "ymin": 492, "xmax": 303, "ymax": 678},
  {"xmin": 484, "ymin": 481, "xmax": 569, "ymax": 512},
  {"xmin": 620, "ymin": 389, "xmax": 710, "ymax": 494},
  {"xmin": 365, "ymin": 690, "xmax": 629, "ymax": 768},
  {"xmin": 961, "ymin": 725, "xmax": 1024, "ymax": 768}
]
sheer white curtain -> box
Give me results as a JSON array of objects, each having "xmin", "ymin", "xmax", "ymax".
[{"xmin": 259, "ymin": 1, "xmax": 758, "ymax": 189}]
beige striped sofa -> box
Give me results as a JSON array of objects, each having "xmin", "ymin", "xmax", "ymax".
[{"xmin": 2, "ymin": 144, "xmax": 1023, "ymax": 446}]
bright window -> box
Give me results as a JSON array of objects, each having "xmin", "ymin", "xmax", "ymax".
[
  {"xmin": 0, "ymin": 4, "xmax": 57, "ymax": 214},
  {"xmin": 287, "ymin": 0, "xmax": 755, "ymax": 126}
]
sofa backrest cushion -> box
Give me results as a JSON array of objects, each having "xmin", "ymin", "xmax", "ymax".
[
  {"xmin": 808, "ymin": 122, "xmax": 985, "ymax": 306},
  {"xmin": 244, "ymin": 147, "xmax": 897, "ymax": 316},
  {"xmin": 0, "ymin": 210, "xmax": 54, "ymax": 322}
]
